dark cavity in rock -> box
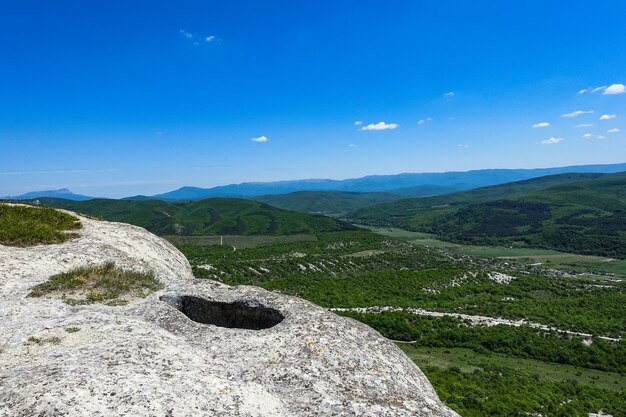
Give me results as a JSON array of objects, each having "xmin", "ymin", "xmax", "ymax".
[{"xmin": 161, "ymin": 295, "xmax": 284, "ymax": 330}]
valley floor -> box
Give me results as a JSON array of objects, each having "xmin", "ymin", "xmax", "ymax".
[{"xmin": 173, "ymin": 229, "xmax": 626, "ymax": 417}]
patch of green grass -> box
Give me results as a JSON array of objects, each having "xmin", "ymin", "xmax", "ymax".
[
  {"xmin": 0, "ymin": 204, "xmax": 81, "ymax": 246},
  {"xmin": 64, "ymin": 327, "xmax": 80, "ymax": 333},
  {"xmin": 399, "ymin": 345, "xmax": 626, "ymax": 392},
  {"xmin": 25, "ymin": 335, "xmax": 61, "ymax": 345},
  {"xmin": 28, "ymin": 262, "xmax": 163, "ymax": 305}
]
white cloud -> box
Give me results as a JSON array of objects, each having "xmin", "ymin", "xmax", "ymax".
[
  {"xmin": 578, "ymin": 88, "xmax": 590, "ymax": 95},
  {"xmin": 251, "ymin": 135, "xmax": 268, "ymax": 143},
  {"xmin": 541, "ymin": 137, "xmax": 563, "ymax": 145},
  {"xmin": 582, "ymin": 133, "xmax": 593, "ymax": 139},
  {"xmin": 562, "ymin": 110, "xmax": 594, "ymax": 118},
  {"xmin": 205, "ymin": 35, "xmax": 216, "ymax": 42},
  {"xmin": 575, "ymin": 123, "xmax": 593, "ymax": 128},
  {"xmin": 608, "ymin": 128, "xmax": 620, "ymax": 133},
  {"xmin": 354, "ymin": 121, "xmax": 363, "ymax": 126},
  {"xmin": 360, "ymin": 122, "xmax": 399, "ymax": 131},
  {"xmin": 418, "ymin": 117, "xmax": 432, "ymax": 125},
  {"xmin": 348, "ymin": 144, "xmax": 357, "ymax": 147},
  {"xmin": 179, "ymin": 29, "xmax": 193, "ymax": 39},
  {"xmin": 600, "ymin": 114, "xmax": 616, "ymax": 120},
  {"xmin": 443, "ymin": 91, "xmax": 455, "ymax": 97},
  {"xmin": 458, "ymin": 144, "xmax": 469, "ymax": 148},
  {"xmin": 597, "ymin": 135, "xmax": 606, "ymax": 140},
  {"xmin": 602, "ymin": 84, "xmax": 625, "ymax": 95},
  {"xmin": 532, "ymin": 122, "xmax": 550, "ymax": 128},
  {"xmin": 592, "ymin": 86, "xmax": 608, "ymax": 93}
]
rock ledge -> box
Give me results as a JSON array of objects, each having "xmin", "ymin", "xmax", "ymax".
[{"xmin": 0, "ymin": 214, "xmax": 459, "ymax": 416}]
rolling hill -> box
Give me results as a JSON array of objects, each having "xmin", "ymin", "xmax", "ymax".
[
  {"xmin": 349, "ymin": 172, "xmax": 611, "ymax": 228},
  {"xmin": 33, "ymin": 198, "xmax": 356, "ymax": 236},
  {"xmin": 351, "ymin": 172, "xmax": 626, "ymax": 258},
  {"xmin": 254, "ymin": 191, "xmax": 404, "ymax": 215}
]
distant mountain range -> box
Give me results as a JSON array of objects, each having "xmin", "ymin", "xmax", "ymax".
[
  {"xmin": 144, "ymin": 162, "xmax": 626, "ymax": 200},
  {"xmin": 2, "ymin": 188, "xmax": 93, "ymax": 201},
  {"xmin": 6, "ymin": 162, "xmax": 626, "ymax": 202}
]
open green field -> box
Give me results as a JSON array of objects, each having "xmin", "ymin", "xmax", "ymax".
[
  {"xmin": 372, "ymin": 227, "xmax": 626, "ymax": 276},
  {"xmin": 399, "ymin": 345, "xmax": 625, "ymax": 392},
  {"xmin": 165, "ymin": 233, "xmax": 317, "ymax": 249}
]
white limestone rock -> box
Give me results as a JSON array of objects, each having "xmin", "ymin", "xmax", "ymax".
[{"xmin": 0, "ymin": 213, "xmax": 459, "ymax": 417}]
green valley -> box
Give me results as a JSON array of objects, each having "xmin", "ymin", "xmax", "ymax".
[{"xmin": 350, "ymin": 172, "xmax": 626, "ymax": 259}]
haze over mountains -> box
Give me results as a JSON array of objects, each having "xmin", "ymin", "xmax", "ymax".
[
  {"xmin": 7, "ymin": 188, "xmax": 93, "ymax": 201},
  {"xmin": 8, "ymin": 162, "xmax": 626, "ymax": 202}
]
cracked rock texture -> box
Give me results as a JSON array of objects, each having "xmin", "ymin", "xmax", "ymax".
[{"xmin": 0, "ymin": 212, "xmax": 459, "ymax": 417}]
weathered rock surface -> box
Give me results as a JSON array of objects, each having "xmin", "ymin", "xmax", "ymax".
[{"xmin": 0, "ymin": 213, "xmax": 459, "ymax": 416}]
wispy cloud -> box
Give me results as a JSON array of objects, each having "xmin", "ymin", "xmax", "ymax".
[
  {"xmin": 562, "ymin": 110, "xmax": 594, "ymax": 118},
  {"xmin": 532, "ymin": 122, "xmax": 550, "ymax": 128},
  {"xmin": 541, "ymin": 137, "xmax": 563, "ymax": 145},
  {"xmin": 578, "ymin": 84, "xmax": 624, "ymax": 95},
  {"xmin": 354, "ymin": 121, "xmax": 363, "ymax": 126},
  {"xmin": 418, "ymin": 117, "xmax": 432, "ymax": 125},
  {"xmin": 251, "ymin": 135, "xmax": 268, "ymax": 143},
  {"xmin": 179, "ymin": 29, "xmax": 193, "ymax": 39},
  {"xmin": 458, "ymin": 144, "xmax": 469, "ymax": 148},
  {"xmin": 579, "ymin": 86, "xmax": 606, "ymax": 94},
  {"xmin": 583, "ymin": 133, "xmax": 606, "ymax": 140},
  {"xmin": 608, "ymin": 128, "xmax": 620, "ymax": 133},
  {"xmin": 600, "ymin": 114, "xmax": 616, "ymax": 120},
  {"xmin": 180, "ymin": 30, "xmax": 218, "ymax": 45},
  {"xmin": 575, "ymin": 123, "xmax": 593, "ymax": 128},
  {"xmin": 603, "ymin": 84, "xmax": 625, "ymax": 95},
  {"xmin": 360, "ymin": 122, "xmax": 399, "ymax": 131},
  {"xmin": 443, "ymin": 91, "xmax": 455, "ymax": 97},
  {"xmin": 348, "ymin": 144, "xmax": 357, "ymax": 148}
]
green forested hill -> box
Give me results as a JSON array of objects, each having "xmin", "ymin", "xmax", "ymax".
[
  {"xmin": 33, "ymin": 197, "xmax": 356, "ymax": 236},
  {"xmin": 350, "ymin": 172, "xmax": 626, "ymax": 258},
  {"xmin": 255, "ymin": 191, "xmax": 404, "ymax": 215},
  {"xmin": 349, "ymin": 172, "xmax": 609, "ymax": 228}
]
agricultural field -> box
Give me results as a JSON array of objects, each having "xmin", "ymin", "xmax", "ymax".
[
  {"xmin": 175, "ymin": 228, "xmax": 626, "ymax": 417},
  {"xmin": 165, "ymin": 233, "xmax": 317, "ymax": 249}
]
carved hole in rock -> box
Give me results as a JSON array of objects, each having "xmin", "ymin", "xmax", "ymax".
[{"xmin": 160, "ymin": 295, "xmax": 284, "ymax": 330}]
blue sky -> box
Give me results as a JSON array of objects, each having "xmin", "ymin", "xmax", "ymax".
[{"xmin": 1, "ymin": 0, "xmax": 625, "ymax": 197}]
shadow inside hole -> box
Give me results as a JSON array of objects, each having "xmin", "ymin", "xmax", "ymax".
[{"xmin": 161, "ymin": 295, "xmax": 284, "ymax": 330}]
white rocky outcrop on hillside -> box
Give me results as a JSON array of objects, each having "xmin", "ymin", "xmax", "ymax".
[{"xmin": 0, "ymin": 213, "xmax": 459, "ymax": 416}]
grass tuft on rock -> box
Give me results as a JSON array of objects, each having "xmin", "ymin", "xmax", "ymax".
[
  {"xmin": 0, "ymin": 204, "xmax": 81, "ymax": 246},
  {"xmin": 29, "ymin": 262, "xmax": 163, "ymax": 305}
]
